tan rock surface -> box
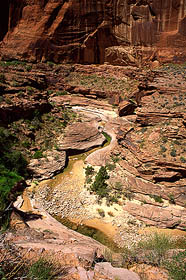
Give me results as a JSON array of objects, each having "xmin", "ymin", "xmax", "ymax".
[
  {"xmin": 60, "ymin": 121, "xmax": 106, "ymax": 153},
  {"xmin": 123, "ymin": 202, "xmax": 186, "ymax": 229}
]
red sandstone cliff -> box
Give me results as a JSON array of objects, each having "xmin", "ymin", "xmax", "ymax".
[{"xmin": 0, "ymin": 0, "xmax": 186, "ymax": 64}]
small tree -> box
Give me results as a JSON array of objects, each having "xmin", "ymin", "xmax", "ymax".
[{"xmin": 90, "ymin": 166, "xmax": 109, "ymax": 198}]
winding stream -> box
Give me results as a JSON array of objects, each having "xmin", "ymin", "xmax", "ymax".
[
  {"xmin": 22, "ymin": 107, "xmax": 124, "ymax": 251},
  {"xmin": 21, "ymin": 106, "xmax": 186, "ymax": 252}
]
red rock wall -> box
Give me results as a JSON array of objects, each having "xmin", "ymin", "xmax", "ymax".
[{"xmin": 0, "ymin": 0, "xmax": 185, "ymax": 64}]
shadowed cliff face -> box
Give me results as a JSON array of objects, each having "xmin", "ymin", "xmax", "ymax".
[
  {"xmin": 0, "ymin": 0, "xmax": 186, "ymax": 64},
  {"xmin": 0, "ymin": 1, "xmax": 10, "ymax": 41}
]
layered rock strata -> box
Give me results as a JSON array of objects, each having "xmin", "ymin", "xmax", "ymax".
[{"xmin": 0, "ymin": 0, "xmax": 186, "ymax": 64}]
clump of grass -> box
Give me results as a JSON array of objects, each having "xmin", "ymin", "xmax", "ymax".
[
  {"xmin": 149, "ymin": 194, "xmax": 163, "ymax": 203},
  {"xmin": 106, "ymin": 163, "xmax": 116, "ymax": 171},
  {"xmin": 160, "ymin": 145, "xmax": 167, "ymax": 153},
  {"xmin": 138, "ymin": 232, "xmax": 175, "ymax": 266},
  {"xmin": 168, "ymin": 194, "xmax": 176, "ymax": 204},
  {"xmin": 164, "ymin": 250, "xmax": 186, "ymax": 280},
  {"xmin": 33, "ymin": 150, "xmax": 44, "ymax": 159},
  {"xmin": 28, "ymin": 258, "xmax": 57, "ymax": 280}
]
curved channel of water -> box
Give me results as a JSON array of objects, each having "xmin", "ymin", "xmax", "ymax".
[{"xmin": 34, "ymin": 131, "xmax": 122, "ymax": 251}]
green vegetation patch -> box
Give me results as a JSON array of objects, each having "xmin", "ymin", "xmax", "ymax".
[
  {"xmin": 0, "ymin": 127, "xmax": 28, "ymax": 229},
  {"xmin": 64, "ymin": 72, "xmax": 137, "ymax": 94},
  {"xmin": 90, "ymin": 166, "xmax": 110, "ymax": 198}
]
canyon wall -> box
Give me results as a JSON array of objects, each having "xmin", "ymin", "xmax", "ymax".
[{"xmin": 0, "ymin": 0, "xmax": 186, "ymax": 64}]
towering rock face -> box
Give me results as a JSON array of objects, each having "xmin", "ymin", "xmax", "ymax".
[{"xmin": 0, "ymin": 0, "xmax": 186, "ymax": 64}]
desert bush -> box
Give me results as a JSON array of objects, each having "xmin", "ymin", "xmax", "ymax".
[
  {"xmin": 0, "ymin": 127, "xmax": 28, "ymax": 229},
  {"xmin": 164, "ymin": 250, "xmax": 186, "ymax": 280},
  {"xmin": 170, "ymin": 149, "xmax": 177, "ymax": 157},
  {"xmin": 180, "ymin": 156, "xmax": 186, "ymax": 163},
  {"xmin": 33, "ymin": 150, "xmax": 44, "ymax": 159},
  {"xmin": 90, "ymin": 166, "xmax": 109, "ymax": 198},
  {"xmin": 149, "ymin": 194, "xmax": 163, "ymax": 203},
  {"xmin": 106, "ymin": 163, "xmax": 116, "ymax": 171},
  {"xmin": 85, "ymin": 165, "xmax": 94, "ymax": 176},
  {"xmin": 168, "ymin": 194, "xmax": 176, "ymax": 204},
  {"xmin": 28, "ymin": 258, "xmax": 56, "ymax": 280},
  {"xmin": 138, "ymin": 232, "xmax": 175, "ymax": 266}
]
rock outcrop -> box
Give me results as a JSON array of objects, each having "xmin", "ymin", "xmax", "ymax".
[
  {"xmin": 28, "ymin": 150, "xmax": 66, "ymax": 181},
  {"xmin": 0, "ymin": 1, "xmax": 186, "ymax": 64},
  {"xmin": 6, "ymin": 202, "xmax": 140, "ymax": 280},
  {"xmin": 123, "ymin": 202, "xmax": 186, "ymax": 229},
  {"xmin": 60, "ymin": 121, "xmax": 106, "ymax": 154}
]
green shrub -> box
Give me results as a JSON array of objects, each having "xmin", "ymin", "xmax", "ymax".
[
  {"xmin": 180, "ymin": 156, "xmax": 186, "ymax": 163},
  {"xmin": 85, "ymin": 165, "xmax": 94, "ymax": 176},
  {"xmin": 106, "ymin": 163, "xmax": 116, "ymax": 171},
  {"xmin": 168, "ymin": 194, "xmax": 176, "ymax": 204},
  {"xmin": 138, "ymin": 232, "xmax": 175, "ymax": 266},
  {"xmin": 108, "ymin": 195, "xmax": 118, "ymax": 203},
  {"xmin": 149, "ymin": 194, "xmax": 163, "ymax": 203},
  {"xmin": 47, "ymin": 90, "xmax": 53, "ymax": 95},
  {"xmin": 22, "ymin": 140, "xmax": 31, "ymax": 148},
  {"xmin": 160, "ymin": 145, "xmax": 167, "ymax": 153},
  {"xmin": 27, "ymin": 86, "xmax": 34, "ymax": 94},
  {"xmin": 28, "ymin": 258, "xmax": 57, "ymax": 280},
  {"xmin": 0, "ymin": 167, "xmax": 22, "ymax": 230},
  {"xmin": 162, "ymin": 136, "xmax": 168, "ymax": 143},
  {"xmin": 3, "ymin": 151, "xmax": 27, "ymax": 176},
  {"xmin": 0, "ymin": 96, "xmax": 4, "ymax": 102},
  {"xmin": 86, "ymin": 177, "xmax": 92, "ymax": 184},
  {"xmin": 0, "ymin": 127, "xmax": 28, "ymax": 229},
  {"xmin": 33, "ymin": 150, "xmax": 44, "ymax": 159},
  {"xmin": 111, "ymin": 155, "xmax": 120, "ymax": 163},
  {"xmin": 0, "ymin": 73, "xmax": 5, "ymax": 83},
  {"xmin": 164, "ymin": 250, "xmax": 186, "ymax": 280},
  {"xmin": 26, "ymin": 65, "xmax": 32, "ymax": 71},
  {"xmin": 55, "ymin": 90, "xmax": 68, "ymax": 96},
  {"xmin": 170, "ymin": 149, "xmax": 177, "ymax": 157},
  {"xmin": 114, "ymin": 181, "xmax": 123, "ymax": 191},
  {"xmin": 90, "ymin": 166, "xmax": 109, "ymax": 198}
]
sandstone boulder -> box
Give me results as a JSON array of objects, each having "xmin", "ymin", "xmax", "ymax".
[
  {"xmin": 94, "ymin": 262, "xmax": 140, "ymax": 280},
  {"xmin": 28, "ymin": 150, "xmax": 66, "ymax": 181},
  {"xmin": 60, "ymin": 122, "xmax": 106, "ymax": 154}
]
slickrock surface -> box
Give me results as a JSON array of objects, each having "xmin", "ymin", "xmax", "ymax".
[
  {"xmin": 5, "ymin": 205, "xmax": 141, "ymax": 280},
  {"xmin": 0, "ymin": 1, "xmax": 186, "ymax": 64}
]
